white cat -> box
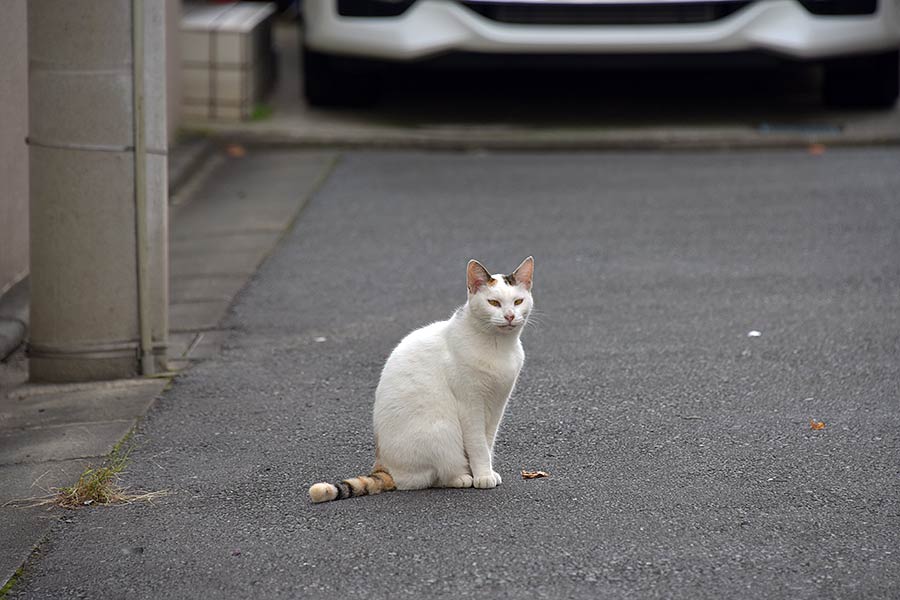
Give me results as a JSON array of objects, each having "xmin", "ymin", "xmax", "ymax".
[{"xmin": 309, "ymin": 257, "xmax": 534, "ymax": 502}]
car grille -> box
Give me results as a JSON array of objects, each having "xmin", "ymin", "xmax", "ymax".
[{"xmin": 459, "ymin": 0, "xmax": 754, "ymax": 25}]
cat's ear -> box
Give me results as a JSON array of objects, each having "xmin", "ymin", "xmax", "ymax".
[
  {"xmin": 467, "ymin": 259, "xmax": 492, "ymax": 294},
  {"xmin": 512, "ymin": 256, "xmax": 534, "ymax": 290}
]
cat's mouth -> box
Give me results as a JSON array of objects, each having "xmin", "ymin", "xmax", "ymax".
[{"xmin": 497, "ymin": 323, "xmax": 518, "ymax": 331}]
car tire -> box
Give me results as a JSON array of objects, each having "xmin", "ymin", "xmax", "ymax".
[
  {"xmin": 823, "ymin": 49, "xmax": 899, "ymax": 109},
  {"xmin": 302, "ymin": 47, "xmax": 380, "ymax": 107}
]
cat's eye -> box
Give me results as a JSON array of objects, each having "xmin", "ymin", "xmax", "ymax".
[
  {"xmin": 514, "ymin": 298, "xmax": 524, "ymax": 306},
  {"xmin": 487, "ymin": 299, "xmax": 501, "ymax": 307}
]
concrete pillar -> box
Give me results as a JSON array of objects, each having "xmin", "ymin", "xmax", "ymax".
[{"xmin": 28, "ymin": 0, "xmax": 168, "ymax": 382}]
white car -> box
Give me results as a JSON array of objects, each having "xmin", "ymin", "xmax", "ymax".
[{"xmin": 302, "ymin": 0, "xmax": 900, "ymax": 107}]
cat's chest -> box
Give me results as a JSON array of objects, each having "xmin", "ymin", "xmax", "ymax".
[{"xmin": 459, "ymin": 344, "xmax": 523, "ymax": 386}]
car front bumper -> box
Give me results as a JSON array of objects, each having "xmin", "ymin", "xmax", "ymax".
[{"xmin": 304, "ymin": 0, "xmax": 900, "ymax": 61}]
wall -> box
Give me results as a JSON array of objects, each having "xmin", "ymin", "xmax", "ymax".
[{"xmin": 0, "ymin": 0, "xmax": 29, "ymax": 296}]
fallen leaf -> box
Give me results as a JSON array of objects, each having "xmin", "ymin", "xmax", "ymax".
[
  {"xmin": 226, "ymin": 143, "xmax": 247, "ymax": 158},
  {"xmin": 521, "ymin": 470, "xmax": 550, "ymax": 479},
  {"xmin": 810, "ymin": 419, "xmax": 825, "ymax": 430},
  {"xmin": 808, "ymin": 143, "xmax": 826, "ymax": 156}
]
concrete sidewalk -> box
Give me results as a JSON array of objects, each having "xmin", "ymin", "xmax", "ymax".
[
  {"xmin": 183, "ymin": 20, "xmax": 900, "ymax": 151},
  {"xmin": 0, "ymin": 148, "xmax": 336, "ymax": 589}
]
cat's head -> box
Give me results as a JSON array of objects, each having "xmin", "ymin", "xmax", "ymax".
[{"xmin": 466, "ymin": 257, "xmax": 534, "ymax": 335}]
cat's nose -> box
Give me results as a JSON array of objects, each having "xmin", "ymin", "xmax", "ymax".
[{"xmin": 504, "ymin": 313, "xmax": 515, "ymax": 323}]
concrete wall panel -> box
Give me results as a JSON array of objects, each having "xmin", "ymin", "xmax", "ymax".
[
  {"xmin": 29, "ymin": 146, "xmax": 139, "ymax": 344},
  {"xmin": 28, "ymin": 0, "xmax": 132, "ymax": 70},
  {"xmin": 0, "ymin": 0, "xmax": 30, "ymax": 296},
  {"xmin": 29, "ymin": 71, "xmax": 134, "ymax": 148}
]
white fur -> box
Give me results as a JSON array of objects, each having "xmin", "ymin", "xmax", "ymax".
[
  {"xmin": 373, "ymin": 258, "xmax": 533, "ymax": 491},
  {"xmin": 309, "ymin": 482, "xmax": 338, "ymax": 503}
]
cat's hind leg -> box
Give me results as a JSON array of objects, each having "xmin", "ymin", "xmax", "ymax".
[
  {"xmin": 432, "ymin": 422, "xmax": 472, "ymax": 488},
  {"xmin": 390, "ymin": 468, "xmax": 437, "ymax": 490}
]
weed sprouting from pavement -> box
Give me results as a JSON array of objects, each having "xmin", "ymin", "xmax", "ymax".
[
  {"xmin": 4, "ymin": 429, "xmax": 167, "ymax": 510},
  {"xmin": 0, "ymin": 566, "xmax": 24, "ymax": 598}
]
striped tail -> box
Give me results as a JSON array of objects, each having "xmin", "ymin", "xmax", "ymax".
[{"xmin": 308, "ymin": 469, "xmax": 396, "ymax": 503}]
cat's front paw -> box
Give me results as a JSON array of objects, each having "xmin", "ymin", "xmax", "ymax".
[
  {"xmin": 492, "ymin": 471, "xmax": 502, "ymax": 485},
  {"xmin": 473, "ymin": 472, "xmax": 501, "ymax": 489},
  {"xmin": 447, "ymin": 474, "xmax": 474, "ymax": 488}
]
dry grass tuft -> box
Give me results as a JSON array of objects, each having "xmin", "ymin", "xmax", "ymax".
[
  {"xmin": 54, "ymin": 465, "xmax": 130, "ymax": 508},
  {"xmin": 4, "ymin": 429, "xmax": 168, "ymax": 510}
]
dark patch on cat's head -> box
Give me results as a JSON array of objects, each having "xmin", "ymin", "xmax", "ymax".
[{"xmin": 502, "ymin": 273, "xmax": 516, "ymax": 287}]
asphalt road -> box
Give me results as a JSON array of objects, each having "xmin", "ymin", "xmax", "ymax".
[{"xmin": 10, "ymin": 148, "xmax": 900, "ymax": 599}]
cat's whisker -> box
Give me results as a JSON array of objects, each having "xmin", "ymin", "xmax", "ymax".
[
  {"xmin": 524, "ymin": 320, "xmax": 543, "ymax": 332},
  {"xmin": 523, "ymin": 309, "xmax": 546, "ymax": 329}
]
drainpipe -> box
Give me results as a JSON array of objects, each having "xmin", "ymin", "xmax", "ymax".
[
  {"xmin": 28, "ymin": 0, "xmax": 168, "ymax": 382},
  {"xmin": 133, "ymin": 0, "xmax": 155, "ymax": 376}
]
